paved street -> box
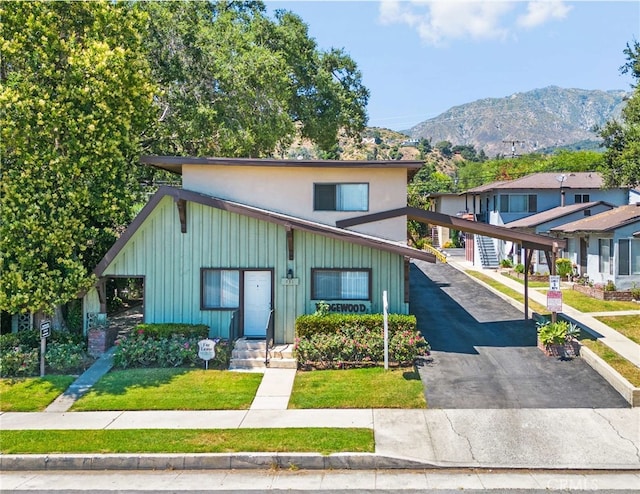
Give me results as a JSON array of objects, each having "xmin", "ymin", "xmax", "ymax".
[{"xmin": 410, "ymin": 260, "xmax": 630, "ymax": 409}]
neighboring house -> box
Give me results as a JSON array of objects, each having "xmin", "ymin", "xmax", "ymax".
[
  {"xmin": 460, "ymin": 172, "xmax": 629, "ymax": 269},
  {"xmin": 506, "ymin": 201, "xmax": 615, "ymax": 274},
  {"xmin": 549, "ymin": 204, "xmax": 640, "ymax": 290},
  {"xmin": 630, "ymin": 187, "xmax": 640, "ymax": 205},
  {"xmin": 84, "ymin": 157, "xmax": 436, "ymax": 345},
  {"xmin": 424, "ymin": 192, "xmax": 468, "ymax": 247}
]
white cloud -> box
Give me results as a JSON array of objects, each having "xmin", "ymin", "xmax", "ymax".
[
  {"xmin": 517, "ymin": 1, "xmax": 572, "ymax": 28},
  {"xmin": 378, "ymin": 1, "xmax": 572, "ymax": 45}
]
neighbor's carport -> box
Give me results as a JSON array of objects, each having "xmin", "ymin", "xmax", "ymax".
[{"xmin": 338, "ymin": 207, "xmax": 567, "ymax": 320}]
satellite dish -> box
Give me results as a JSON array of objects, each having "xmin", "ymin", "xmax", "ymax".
[{"xmin": 556, "ymin": 174, "xmax": 566, "ymax": 185}]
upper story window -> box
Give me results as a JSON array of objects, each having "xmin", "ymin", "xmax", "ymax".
[
  {"xmin": 314, "ymin": 183, "xmax": 369, "ymax": 212},
  {"xmin": 499, "ymin": 194, "xmax": 537, "ymax": 213},
  {"xmin": 574, "ymin": 194, "xmax": 590, "ymax": 204}
]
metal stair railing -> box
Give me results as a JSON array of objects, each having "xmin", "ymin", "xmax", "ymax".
[
  {"xmin": 422, "ymin": 243, "xmax": 447, "ymax": 263},
  {"xmin": 264, "ymin": 309, "xmax": 275, "ymax": 366}
]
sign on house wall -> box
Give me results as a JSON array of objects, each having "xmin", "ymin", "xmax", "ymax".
[{"xmin": 316, "ymin": 301, "xmax": 371, "ymax": 314}]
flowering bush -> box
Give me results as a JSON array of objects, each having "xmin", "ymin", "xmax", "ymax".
[
  {"xmin": 113, "ymin": 330, "xmax": 230, "ymax": 370},
  {"xmin": 45, "ymin": 342, "xmax": 91, "ymax": 374},
  {"xmin": 294, "ymin": 323, "xmax": 429, "ymax": 370},
  {"xmin": 0, "ymin": 346, "xmax": 38, "ymax": 377}
]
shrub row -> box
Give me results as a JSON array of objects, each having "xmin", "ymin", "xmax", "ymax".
[
  {"xmin": 0, "ymin": 330, "xmax": 91, "ymax": 377},
  {"xmin": 295, "ymin": 313, "xmax": 417, "ymax": 338},
  {"xmin": 294, "ymin": 314, "xmax": 429, "ymax": 369},
  {"xmin": 113, "ymin": 326, "xmax": 229, "ymax": 369}
]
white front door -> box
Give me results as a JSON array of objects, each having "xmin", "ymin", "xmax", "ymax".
[{"xmin": 243, "ymin": 270, "xmax": 272, "ymax": 338}]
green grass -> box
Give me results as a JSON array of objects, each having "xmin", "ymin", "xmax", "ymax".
[
  {"xmin": 0, "ymin": 376, "xmax": 75, "ymax": 412},
  {"xmin": 71, "ymin": 368, "xmax": 262, "ymax": 411},
  {"xmin": 578, "ymin": 335, "xmax": 640, "ymax": 387},
  {"xmin": 594, "ymin": 315, "xmax": 640, "ymax": 344},
  {"xmin": 549, "ymin": 290, "xmax": 640, "ymax": 313},
  {"xmin": 466, "ymin": 270, "xmax": 550, "ymax": 316},
  {"xmin": 500, "ymin": 272, "xmax": 549, "ymax": 288},
  {"xmin": 0, "ymin": 428, "xmax": 374, "ymax": 455},
  {"xmin": 289, "ymin": 367, "xmax": 426, "ymax": 409}
]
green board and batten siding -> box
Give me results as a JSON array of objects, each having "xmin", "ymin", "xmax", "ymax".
[{"xmin": 98, "ymin": 196, "xmax": 408, "ymax": 343}]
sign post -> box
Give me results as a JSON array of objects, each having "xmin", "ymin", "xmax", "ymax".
[
  {"xmin": 40, "ymin": 320, "xmax": 51, "ymax": 377},
  {"xmin": 383, "ymin": 291, "xmax": 389, "ymax": 370},
  {"xmin": 547, "ymin": 275, "xmax": 562, "ymax": 322},
  {"xmin": 198, "ymin": 338, "xmax": 217, "ymax": 370}
]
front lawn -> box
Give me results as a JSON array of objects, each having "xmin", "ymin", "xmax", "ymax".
[
  {"xmin": 578, "ymin": 335, "xmax": 640, "ymax": 387},
  {"xmin": 555, "ymin": 290, "xmax": 640, "ymax": 313},
  {"xmin": 0, "ymin": 428, "xmax": 374, "ymax": 455},
  {"xmin": 0, "ymin": 376, "xmax": 75, "ymax": 412},
  {"xmin": 594, "ymin": 315, "xmax": 640, "ymax": 344},
  {"xmin": 71, "ymin": 368, "xmax": 262, "ymax": 411},
  {"xmin": 289, "ymin": 367, "xmax": 426, "ymax": 409}
]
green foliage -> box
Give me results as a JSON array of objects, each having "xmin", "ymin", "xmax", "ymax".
[
  {"xmin": 295, "ymin": 313, "xmax": 417, "ymax": 338},
  {"xmin": 0, "ymin": 347, "xmax": 38, "ymax": 377},
  {"xmin": 604, "ymin": 280, "xmax": 617, "ymax": 292},
  {"xmin": 44, "ymin": 342, "xmax": 90, "ymax": 374},
  {"xmin": 0, "ymin": 1, "xmax": 156, "ymax": 316},
  {"xmin": 599, "ymin": 40, "xmax": 640, "ymax": 188},
  {"xmin": 631, "ymin": 283, "xmax": 640, "ymax": 300},
  {"xmin": 140, "ymin": 1, "xmax": 368, "ymax": 156},
  {"xmin": 113, "ymin": 328, "xmax": 229, "ymax": 370},
  {"xmin": 514, "ymin": 263, "xmax": 525, "ymax": 274},
  {"xmin": 500, "ymin": 259, "xmax": 514, "ymax": 268},
  {"xmin": 536, "ymin": 320, "xmax": 579, "ymax": 346},
  {"xmin": 555, "ymin": 258, "xmax": 574, "ymax": 278}
]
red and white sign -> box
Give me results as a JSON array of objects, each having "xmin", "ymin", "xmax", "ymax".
[{"xmin": 547, "ymin": 290, "xmax": 563, "ymax": 312}]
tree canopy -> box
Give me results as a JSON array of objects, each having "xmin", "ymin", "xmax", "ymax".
[{"xmin": 599, "ymin": 40, "xmax": 640, "ymax": 188}]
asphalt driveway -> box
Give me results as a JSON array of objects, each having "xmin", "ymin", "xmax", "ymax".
[{"xmin": 410, "ymin": 260, "xmax": 629, "ymax": 409}]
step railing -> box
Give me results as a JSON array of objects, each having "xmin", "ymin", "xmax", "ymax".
[
  {"xmin": 422, "ymin": 244, "xmax": 447, "ymax": 263},
  {"xmin": 265, "ymin": 309, "xmax": 275, "ymax": 366}
]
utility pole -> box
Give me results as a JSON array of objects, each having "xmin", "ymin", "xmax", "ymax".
[{"xmin": 502, "ymin": 140, "xmax": 525, "ymax": 158}]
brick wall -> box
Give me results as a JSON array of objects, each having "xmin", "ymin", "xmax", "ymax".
[
  {"xmin": 572, "ymin": 284, "xmax": 635, "ymax": 302},
  {"xmin": 88, "ymin": 327, "xmax": 119, "ymax": 357}
]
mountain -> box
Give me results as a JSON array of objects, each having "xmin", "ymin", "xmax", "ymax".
[{"xmin": 406, "ymin": 86, "xmax": 629, "ymax": 157}]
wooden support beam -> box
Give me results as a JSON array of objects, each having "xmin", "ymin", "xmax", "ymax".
[
  {"xmin": 176, "ymin": 199, "xmax": 187, "ymax": 234},
  {"xmin": 286, "ymin": 226, "xmax": 294, "ymax": 261}
]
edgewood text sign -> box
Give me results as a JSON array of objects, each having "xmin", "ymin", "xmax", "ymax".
[{"xmin": 316, "ymin": 302, "xmax": 371, "ymax": 313}]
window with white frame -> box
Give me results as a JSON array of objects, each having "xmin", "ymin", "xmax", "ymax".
[
  {"xmin": 498, "ymin": 194, "xmax": 537, "ymax": 213},
  {"xmin": 314, "ymin": 183, "xmax": 369, "ymax": 212},
  {"xmin": 311, "ymin": 269, "xmax": 370, "ymax": 300},
  {"xmin": 599, "ymin": 239, "xmax": 614, "ymax": 275},
  {"xmin": 618, "ymin": 238, "xmax": 640, "ymax": 275},
  {"xmin": 201, "ymin": 269, "xmax": 240, "ymax": 309}
]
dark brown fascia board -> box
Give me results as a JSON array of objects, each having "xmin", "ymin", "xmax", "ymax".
[
  {"xmin": 336, "ymin": 207, "xmax": 566, "ymax": 251},
  {"xmin": 94, "ymin": 187, "xmax": 435, "ymax": 276},
  {"xmin": 140, "ymin": 155, "xmax": 424, "ymax": 176}
]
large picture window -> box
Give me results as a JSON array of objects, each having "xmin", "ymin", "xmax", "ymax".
[
  {"xmin": 201, "ymin": 269, "xmax": 240, "ymax": 309},
  {"xmin": 498, "ymin": 194, "xmax": 537, "ymax": 213},
  {"xmin": 618, "ymin": 239, "xmax": 640, "ymax": 275},
  {"xmin": 311, "ymin": 269, "xmax": 370, "ymax": 300},
  {"xmin": 314, "ymin": 183, "xmax": 368, "ymax": 211}
]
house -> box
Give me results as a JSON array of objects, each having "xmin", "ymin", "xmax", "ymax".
[
  {"xmin": 423, "ymin": 192, "xmax": 468, "ymax": 248},
  {"xmin": 84, "ymin": 157, "xmax": 436, "ymax": 345},
  {"xmin": 460, "ymin": 172, "xmax": 629, "ymax": 269},
  {"xmin": 506, "ymin": 201, "xmax": 615, "ymax": 274},
  {"xmin": 550, "ymin": 204, "xmax": 640, "ymax": 290}
]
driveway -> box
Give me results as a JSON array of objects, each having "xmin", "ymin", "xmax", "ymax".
[{"xmin": 410, "ymin": 260, "xmax": 629, "ymax": 409}]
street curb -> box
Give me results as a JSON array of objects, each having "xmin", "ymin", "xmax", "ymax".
[{"xmin": 0, "ymin": 453, "xmax": 434, "ymax": 471}]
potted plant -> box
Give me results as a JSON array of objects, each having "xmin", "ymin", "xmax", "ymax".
[{"xmin": 536, "ymin": 319, "xmax": 580, "ymax": 358}]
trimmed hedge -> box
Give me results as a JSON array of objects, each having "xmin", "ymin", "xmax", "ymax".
[{"xmin": 295, "ymin": 313, "xmax": 417, "ymax": 338}]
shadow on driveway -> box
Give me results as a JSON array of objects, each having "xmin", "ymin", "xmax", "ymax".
[{"xmin": 410, "ymin": 261, "xmax": 629, "ymax": 409}]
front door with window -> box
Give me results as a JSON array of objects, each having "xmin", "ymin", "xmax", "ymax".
[{"xmin": 243, "ymin": 271, "xmax": 272, "ymax": 338}]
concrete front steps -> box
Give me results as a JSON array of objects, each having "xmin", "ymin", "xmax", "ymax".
[{"xmin": 229, "ymin": 338, "xmax": 297, "ymax": 371}]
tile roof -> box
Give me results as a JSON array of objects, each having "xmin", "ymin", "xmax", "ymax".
[
  {"xmin": 464, "ymin": 172, "xmax": 605, "ymax": 193},
  {"xmin": 505, "ymin": 201, "xmax": 614, "ymax": 229},
  {"xmin": 550, "ymin": 204, "xmax": 640, "ymax": 233}
]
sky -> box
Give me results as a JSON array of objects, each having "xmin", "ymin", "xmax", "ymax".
[{"xmin": 266, "ymin": 0, "xmax": 640, "ymax": 131}]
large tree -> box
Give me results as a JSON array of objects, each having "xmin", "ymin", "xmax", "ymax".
[
  {"xmin": 599, "ymin": 40, "xmax": 640, "ymax": 188},
  {"xmin": 139, "ymin": 1, "xmax": 369, "ymax": 157},
  {"xmin": 0, "ymin": 1, "xmax": 156, "ymax": 318}
]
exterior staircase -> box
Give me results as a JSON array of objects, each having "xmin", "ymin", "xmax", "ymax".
[
  {"xmin": 229, "ymin": 338, "xmax": 297, "ymax": 371},
  {"xmin": 476, "ymin": 235, "xmax": 500, "ymax": 269}
]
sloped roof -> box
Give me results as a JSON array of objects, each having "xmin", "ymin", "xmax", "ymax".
[
  {"xmin": 550, "ymin": 204, "xmax": 640, "ymax": 234},
  {"xmin": 94, "ymin": 187, "xmax": 436, "ymax": 276},
  {"xmin": 140, "ymin": 155, "xmax": 424, "ymax": 175},
  {"xmin": 464, "ymin": 172, "xmax": 606, "ymax": 193},
  {"xmin": 505, "ymin": 201, "xmax": 614, "ymax": 229}
]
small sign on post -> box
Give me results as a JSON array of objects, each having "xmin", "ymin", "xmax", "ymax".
[
  {"xmin": 198, "ymin": 338, "xmax": 218, "ymax": 370},
  {"xmin": 40, "ymin": 320, "xmax": 51, "ymax": 377},
  {"xmin": 549, "ymin": 275, "xmax": 561, "ymax": 292}
]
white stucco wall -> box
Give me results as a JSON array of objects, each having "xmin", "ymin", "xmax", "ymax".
[{"xmin": 182, "ymin": 165, "xmax": 408, "ymax": 241}]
